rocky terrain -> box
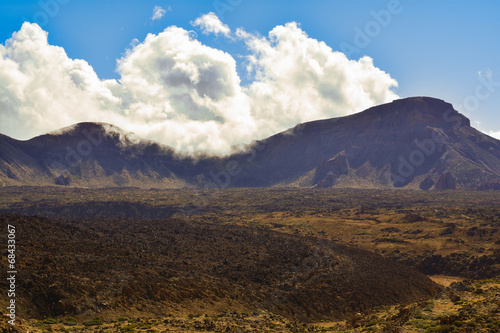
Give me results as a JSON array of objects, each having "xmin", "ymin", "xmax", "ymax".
[
  {"xmin": 0, "ymin": 187, "xmax": 499, "ymax": 332},
  {"xmin": 0, "ymin": 212, "xmax": 439, "ymax": 324},
  {"xmin": 2, "ymin": 279, "xmax": 499, "ymax": 332},
  {"xmin": 1, "ymin": 187, "xmax": 499, "ymax": 281},
  {"xmin": 1, "ymin": 97, "xmax": 499, "ymax": 189}
]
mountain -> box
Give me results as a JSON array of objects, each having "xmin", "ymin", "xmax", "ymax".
[
  {"xmin": 227, "ymin": 97, "xmax": 500, "ymax": 189},
  {"xmin": 0, "ymin": 122, "xmax": 219, "ymax": 188},
  {"xmin": 1, "ymin": 97, "xmax": 499, "ymax": 189}
]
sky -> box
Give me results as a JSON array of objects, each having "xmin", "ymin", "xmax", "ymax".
[{"xmin": 0, "ymin": 0, "xmax": 499, "ymax": 154}]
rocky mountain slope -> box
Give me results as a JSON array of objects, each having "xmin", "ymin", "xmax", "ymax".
[
  {"xmin": 1, "ymin": 97, "xmax": 499, "ymax": 189},
  {"xmin": 227, "ymin": 97, "xmax": 500, "ymax": 189}
]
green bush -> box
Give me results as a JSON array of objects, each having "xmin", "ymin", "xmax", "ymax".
[
  {"xmin": 120, "ymin": 324, "xmax": 138, "ymax": 332},
  {"xmin": 424, "ymin": 325, "xmax": 453, "ymax": 333},
  {"xmin": 83, "ymin": 316, "xmax": 103, "ymax": 326},
  {"xmin": 34, "ymin": 321, "xmax": 45, "ymax": 328},
  {"xmin": 43, "ymin": 318, "xmax": 57, "ymax": 325},
  {"xmin": 62, "ymin": 317, "xmax": 78, "ymax": 326},
  {"xmin": 137, "ymin": 324, "xmax": 153, "ymax": 329}
]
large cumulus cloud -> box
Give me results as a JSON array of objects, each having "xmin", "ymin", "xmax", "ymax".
[
  {"xmin": 0, "ymin": 17, "xmax": 399, "ymax": 154},
  {"xmin": 241, "ymin": 22, "xmax": 399, "ymax": 134},
  {"xmin": 0, "ymin": 23, "xmax": 120, "ymax": 138}
]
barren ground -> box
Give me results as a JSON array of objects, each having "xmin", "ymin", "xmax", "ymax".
[{"xmin": 0, "ymin": 187, "xmax": 499, "ymax": 332}]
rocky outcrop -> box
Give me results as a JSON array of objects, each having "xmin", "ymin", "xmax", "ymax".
[
  {"xmin": 313, "ymin": 153, "xmax": 349, "ymax": 188},
  {"xmin": 476, "ymin": 178, "xmax": 500, "ymax": 190},
  {"xmin": 435, "ymin": 172, "xmax": 456, "ymax": 190}
]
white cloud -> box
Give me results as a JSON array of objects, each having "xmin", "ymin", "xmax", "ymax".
[
  {"xmin": 241, "ymin": 22, "xmax": 399, "ymax": 133},
  {"xmin": 478, "ymin": 69, "xmax": 492, "ymax": 78},
  {"xmin": 0, "ymin": 19, "xmax": 399, "ymax": 155},
  {"xmin": 191, "ymin": 12, "xmax": 231, "ymax": 37},
  {"xmin": 0, "ymin": 23, "xmax": 121, "ymax": 139},
  {"xmin": 115, "ymin": 26, "xmax": 255, "ymax": 152},
  {"xmin": 151, "ymin": 5, "xmax": 169, "ymax": 21},
  {"xmin": 487, "ymin": 130, "xmax": 500, "ymax": 140}
]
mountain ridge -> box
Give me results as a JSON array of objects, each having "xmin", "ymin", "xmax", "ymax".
[{"xmin": 1, "ymin": 96, "xmax": 499, "ymax": 189}]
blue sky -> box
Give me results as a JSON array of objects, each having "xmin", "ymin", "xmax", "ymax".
[{"xmin": 1, "ymin": 0, "xmax": 499, "ymax": 152}]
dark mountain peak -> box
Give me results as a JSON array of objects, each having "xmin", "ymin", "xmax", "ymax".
[
  {"xmin": 52, "ymin": 121, "xmax": 112, "ymax": 133},
  {"xmin": 358, "ymin": 96, "xmax": 471, "ymax": 129},
  {"xmin": 293, "ymin": 97, "xmax": 471, "ymax": 139},
  {"xmin": 25, "ymin": 122, "xmax": 149, "ymax": 150},
  {"xmin": 47, "ymin": 122, "xmax": 137, "ymax": 140}
]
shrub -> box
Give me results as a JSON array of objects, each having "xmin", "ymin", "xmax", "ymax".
[
  {"xmin": 43, "ymin": 318, "xmax": 57, "ymax": 325},
  {"xmin": 414, "ymin": 311, "xmax": 424, "ymax": 319},
  {"xmin": 62, "ymin": 317, "xmax": 78, "ymax": 326},
  {"xmin": 34, "ymin": 321, "xmax": 45, "ymax": 328},
  {"xmin": 83, "ymin": 316, "xmax": 103, "ymax": 326},
  {"xmin": 121, "ymin": 324, "xmax": 138, "ymax": 332},
  {"xmin": 424, "ymin": 325, "xmax": 453, "ymax": 333}
]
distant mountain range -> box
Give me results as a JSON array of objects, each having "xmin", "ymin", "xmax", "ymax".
[{"xmin": 1, "ymin": 97, "xmax": 499, "ymax": 189}]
